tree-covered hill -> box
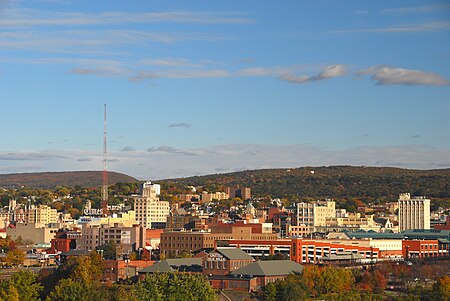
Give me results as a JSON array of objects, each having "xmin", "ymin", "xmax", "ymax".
[
  {"xmin": 0, "ymin": 171, "xmax": 137, "ymax": 189},
  {"xmin": 159, "ymin": 166, "xmax": 450, "ymax": 201}
]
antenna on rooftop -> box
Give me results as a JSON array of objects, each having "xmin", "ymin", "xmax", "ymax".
[{"xmin": 101, "ymin": 104, "xmax": 108, "ymax": 216}]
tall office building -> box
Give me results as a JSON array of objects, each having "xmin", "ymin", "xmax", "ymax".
[
  {"xmin": 289, "ymin": 200, "xmax": 336, "ymax": 234},
  {"xmin": 133, "ymin": 182, "xmax": 169, "ymax": 229},
  {"xmin": 398, "ymin": 193, "xmax": 430, "ymax": 232}
]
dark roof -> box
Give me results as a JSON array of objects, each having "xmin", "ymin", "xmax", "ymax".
[
  {"xmin": 402, "ymin": 229, "xmax": 450, "ymax": 240},
  {"xmin": 216, "ymin": 247, "xmax": 253, "ymax": 260},
  {"xmin": 231, "ymin": 260, "xmax": 303, "ymax": 277},
  {"xmin": 344, "ymin": 231, "xmax": 403, "ymax": 240},
  {"xmin": 139, "ymin": 258, "xmax": 203, "ymax": 273},
  {"xmin": 61, "ymin": 249, "xmax": 91, "ymax": 256},
  {"xmin": 322, "ymin": 252, "xmax": 365, "ymax": 261}
]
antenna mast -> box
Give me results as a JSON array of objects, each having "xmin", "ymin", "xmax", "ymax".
[{"xmin": 101, "ymin": 104, "xmax": 108, "ymax": 216}]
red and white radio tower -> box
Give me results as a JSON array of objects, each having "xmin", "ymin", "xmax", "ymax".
[{"xmin": 101, "ymin": 104, "xmax": 108, "ymax": 216}]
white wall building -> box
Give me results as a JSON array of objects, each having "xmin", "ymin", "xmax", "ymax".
[
  {"xmin": 398, "ymin": 193, "xmax": 431, "ymax": 232},
  {"xmin": 133, "ymin": 182, "xmax": 169, "ymax": 229}
]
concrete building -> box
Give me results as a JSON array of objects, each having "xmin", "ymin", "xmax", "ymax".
[
  {"xmin": 316, "ymin": 213, "xmax": 381, "ymax": 233},
  {"xmin": 398, "ymin": 193, "xmax": 431, "ymax": 231},
  {"xmin": 160, "ymin": 223, "xmax": 277, "ymax": 256},
  {"xmin": 291, "ymin": 238, "xmax": 380, "ymax": 264},
  {"xmin": 200, "ymin": 192, "xmax": 229, "ymax": 203},
  {"xmin": 226, "ymin": 186, "xmax": 251, "ymax": 200},
  {"xmin": 6, "ymin": 223, "xmax": 59, "ymax": 244},
  {"xmin": 78, "ymin": 223, "xmax": 145, "ymax": 254},
  {"xmin": 26, "ymin": 205, "xmax": 58, "ymax": 224},
  {"xmin": 289, "ymin": 200, "xmax": 336, "ymax": 234},
  {"xmin": 133, "ymin": 182, "xmax": 170, "ymax": 229}
]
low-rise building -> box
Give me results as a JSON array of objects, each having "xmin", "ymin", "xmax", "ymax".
[
  {"xmin": 202, "ymin": 247, "xmax": 253, "ymax": 276},
  {"xmin": 6, "ymin": 223, "xmax": 59, "ymax": 244},
  {"xmin": 160, "ymin": 223, "xmax": 277, "ymax": 257}
]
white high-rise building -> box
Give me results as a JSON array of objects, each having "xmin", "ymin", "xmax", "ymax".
[
  {"xmin": 133, "ymin": 181, "xmax": 169, "ymax": 229},
  {"xmin": 398, "ymin": 193, "xmax": 431, "ymax": 232}
]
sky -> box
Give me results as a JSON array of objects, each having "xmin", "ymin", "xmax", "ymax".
[{"xmin": 0, "ymin": 0, "xmax": 449, "ymax": 180}]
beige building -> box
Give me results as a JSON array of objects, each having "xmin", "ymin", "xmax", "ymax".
[
  {"xmin": 79, "ymin": 223, "xmax": 145, "ymax": 254},
  {"xmin": 291, "ymin": 200, "xmax": 336, "ymax": 234},
  {"xmin": 6, "ymin": 223, "xmax": 59, "ymax": 244},
  {"xmin": 200, "ymin": 192, "xmax": 230, "ymax": 203},
  {"xmin": 133, "ymin": 182, "xmax": 170, "ymax": 229},
  {"xmin": 398, "ymin": 193, "xmax": 431, "ymax": 231},
  {"xmin": 321, "ymin": 213, "xmax": 381, "ymax": 232},
  {"xmin": 160, "ymin": 224, "xmax": 277, "ymax": 256},
  {"xmin": 26, "ymin": 205, "xmax": 58, "ymax": 224}
]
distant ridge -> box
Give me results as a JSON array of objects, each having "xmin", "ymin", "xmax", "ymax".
[
  {"xmin": 0, "ymin": 171, "xmax": 138, "ymax": 189},
  {"xmin": 159, "ymin": 166, "xmax": 450, "ymax": 199}
]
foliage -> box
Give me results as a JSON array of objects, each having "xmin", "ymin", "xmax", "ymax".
[
  {"xmin": 135, "ymin": 272, "xmax": 217, "ymax": 301},
  {"xmin": 433, "ymin": 275, "xmax": 450, "ymax": 301},
  {"xmin": 2, "ymin": 249, "xmax": 25, "ymax": 267},
  {"xmin": 159, "ymin": 166, "xmax": 450, "ymax": 202},
  {"xmin": 39, "ymin": 252, "xmax": 104, "ymax": 300},
  {"xmin": 0, "ymin": 270, "xmax": 42, "ymax": 301},
  {"xmin": 0, "ymin": 171, "xmax": 137, "ymax": 189},
  {"xmin": 97, "ymin": 242, "xmax": 119, "ymax": 260}
]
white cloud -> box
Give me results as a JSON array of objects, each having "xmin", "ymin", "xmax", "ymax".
[
  {"xmin": 129, "ymin": 69, "xmax": 230, "ymax": 80},
  {"xmin": 358, "ymin": 65, "xmax": 450, "ymax": 86},
  {"xmin": 382, "ymin": 4, "xmax": 450, "ymax": 15},
  {"xmin": 0, "ymin": 9, "xmax": 254, "ymax": 27},
  {"xmin": 139, "ymin": 58, "xmax": 200, "ymax": 67},
  {"xmin": 1, "ymin": 144, "xmax": 449, "ymax": 179},
  {"xmin": 279, "ymin": 64, "xmax": 346, "ymax": 84},
  {"xmin": 333, "ymin": 21, "xmax": 450, "ymax": 33}
]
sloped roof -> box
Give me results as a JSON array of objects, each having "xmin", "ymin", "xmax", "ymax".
[
  {"xmin": 139, "ymin": 258, "xmax": 203, "ymax": 273},
  {"xmin": 230, "ymin": 260, "xmax": 303, "ymax": 277},
  {"xmin": 216, "ymin": 247, "xmax": 253, "ymax": 260}
]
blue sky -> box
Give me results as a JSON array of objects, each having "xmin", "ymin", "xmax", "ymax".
[{"xmin": 0, "ymin": 0, "xmax": 449, "ymax": 180}]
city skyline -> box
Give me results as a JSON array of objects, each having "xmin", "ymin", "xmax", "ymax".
[{"xmin": 1, "ymin": 0, "xmax": 449, "ymax": 179}]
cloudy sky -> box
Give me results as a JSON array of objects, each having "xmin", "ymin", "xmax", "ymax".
[{"xmin": 0, "ymin": 0, "xmax": 449, "ymax": 180}]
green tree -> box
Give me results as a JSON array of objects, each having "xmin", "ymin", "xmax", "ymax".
[
  {"xmin": 136, "ymin": 273, "xmax": 217, "ymax": 301},
  {"xmin": 97, "ymin": 242, "xmax": 118, "ymax": 260},
  {"xmin": 0, "ymin": 270, "xmax": 42, "ymax": 301},
  {"xmin": 262, "ymin": 282, "xmax": 277, "ymax": 301},
  {"xmin": 433, "ymin": 275, "xmax": 450, "ymax": 301},
  {"xmin": 3, "ymin": 249, "xmax": 25, "ymax": 267},
  {"xmin": 46, "ymin": 278, "xmax": 99, "ymax": 301}
]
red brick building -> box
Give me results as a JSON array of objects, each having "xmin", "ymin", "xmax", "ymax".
[
  {"xmin": 209, "ymin": 260, "xmax": 304, "ymax": 292},
  {"xmin": 202, "ymin": 247, "xmax": 253, "ymax": 276},
  {"xmin": 103, "ymin": 259, "xmax": 155, "ymax": 282},
  {"xmin": 402, "ymin": 240, "xmax": 445, "ymax": 259}
]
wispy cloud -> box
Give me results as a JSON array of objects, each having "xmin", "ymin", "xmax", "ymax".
[
  {"xmin": 333, "ymin": 21, "xmax": 450, "ymax": 33},
  {"xmin": 0, "ymin": 152, "xmax": 67, "ymax": 161},
  {"xmin": 129, "ymin": 69, "xmax": 230, "ymax": 81},
  {"xmin": 236, "ymin": 66, "xmax": 292, "ymax": 77},
  {"xmin": 77, "ymin": 157, "xmax": 93, "ymax": 162},
  {"xmin": 147, "ymin": 145, "xmax": 201, "ymax": 156},
  {"xmin": 358, "ymin": 65, "xmax": 450, "ymax": 86},
  {"xmin": 120, "ymin": 146, "xmax": 136, "ymax": 152},
  {"xmin": 169, "ymin": 123, "xmax": 191, "ymax": 129},
  {"xmin": 0, "ymin": 29, "xmax": 225, "ymax": 54},
  {"xmin": 0, "ymin": 144, "xmax": 448, "ymax": 179},
  {"xmin": 382, "ymin": 4, "xmax": 450, "ymax": 15},
  {"xmin": 0, "ymin": 9, "xmax": 254, "ymax": 27},
  {"xmin": 279, "ymin": 64, "xmax": 346, "ymax": 84},
  {"xmin": 139, "ymin": 58, "xmax": 200, "ymax": 67}
]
